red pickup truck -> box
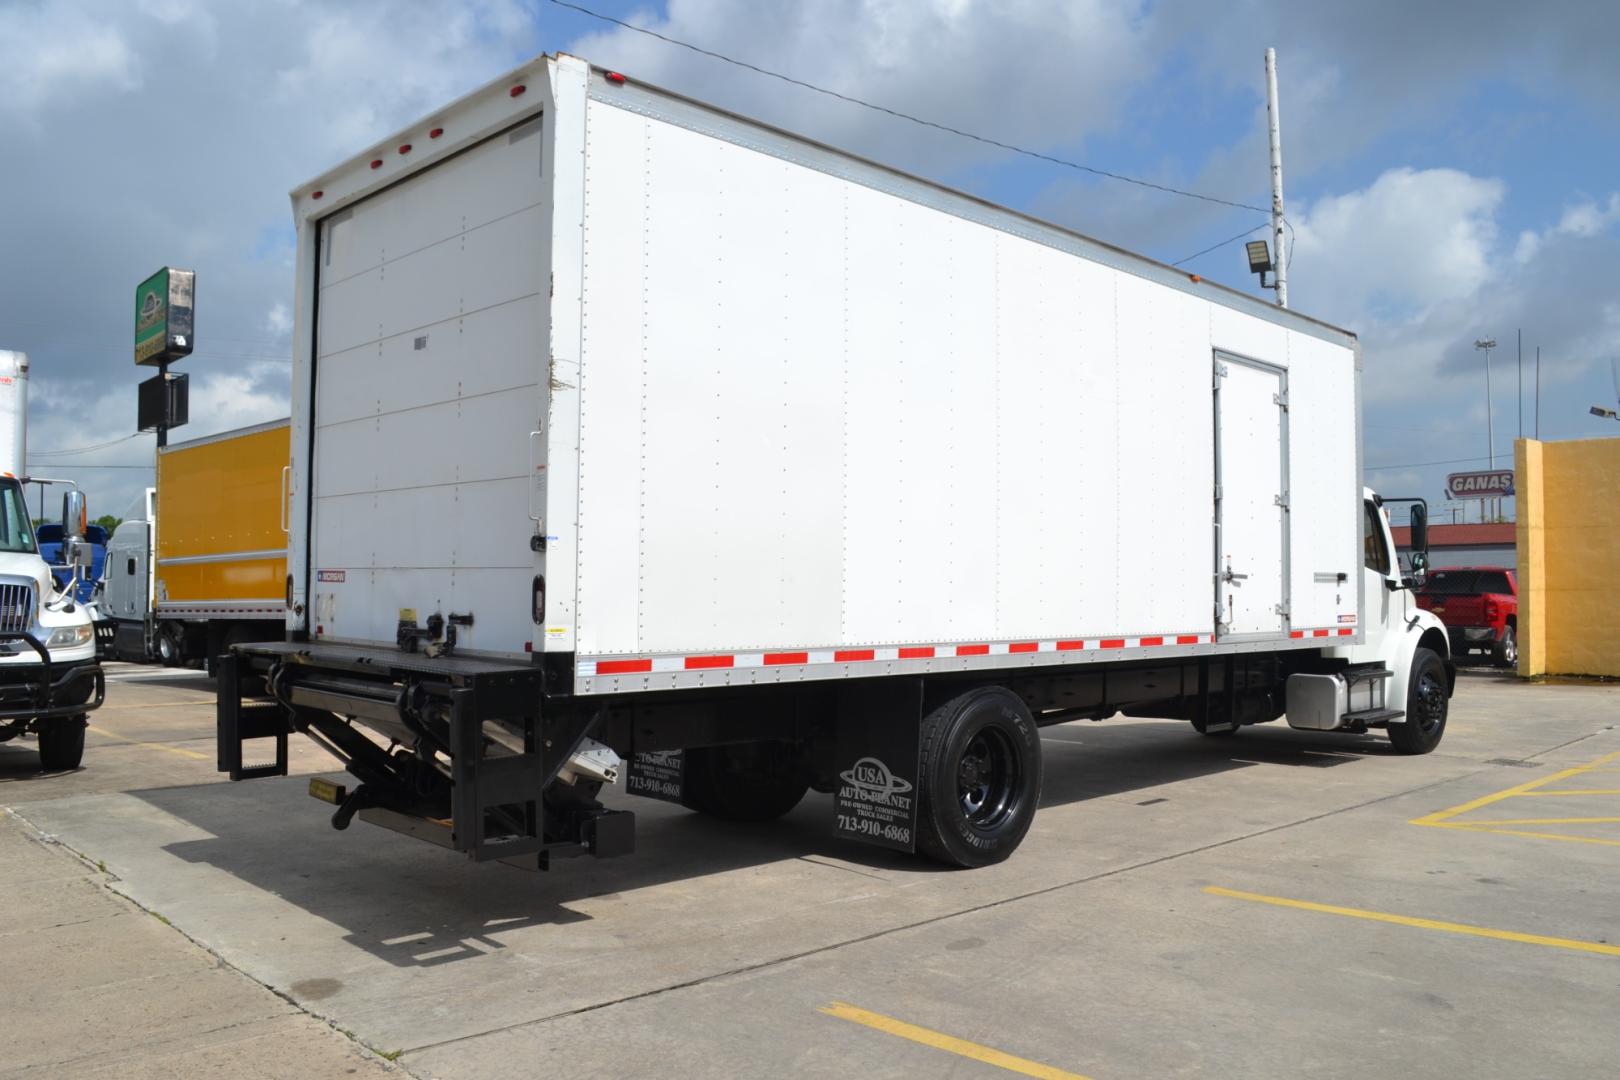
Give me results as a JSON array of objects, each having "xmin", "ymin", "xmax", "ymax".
[{"xmin": 1415, "ymin": 567, "xmax": 1518, "ymax": 667}]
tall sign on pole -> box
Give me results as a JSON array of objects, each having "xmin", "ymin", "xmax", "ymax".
[{"xmin": 134, "ymin": 267, "xmax": 194, "ymax": 449}]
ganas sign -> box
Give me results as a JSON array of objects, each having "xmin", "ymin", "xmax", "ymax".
[{"xmin": 1446, "ymin": 470, "xmax": 1514, "ymax": 499}]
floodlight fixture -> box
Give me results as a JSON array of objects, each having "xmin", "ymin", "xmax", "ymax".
[{"xmin": 1246, "ymin": 239, "xmax": 1275, "ymax": 292}]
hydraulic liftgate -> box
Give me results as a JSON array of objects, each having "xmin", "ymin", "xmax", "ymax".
[{"xmin": 217, "ymin": 642, "xmax": 633, "ymax": 868}]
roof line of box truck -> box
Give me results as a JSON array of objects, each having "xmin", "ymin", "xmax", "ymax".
[{"xmin": 289, "ymin": 52, "xmax": 1357, "ymax": 348}]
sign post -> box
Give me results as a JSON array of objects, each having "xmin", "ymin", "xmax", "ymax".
[{"xmin": 134, "ymin": 267, "xmax": 195, "ymax": 448}]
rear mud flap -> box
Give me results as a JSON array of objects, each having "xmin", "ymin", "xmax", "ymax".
[{"xmin": 833, "ymin": 680, "xmax": 922, "ymax": 854}]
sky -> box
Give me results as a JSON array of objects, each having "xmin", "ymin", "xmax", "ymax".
[{"xmin": 2, "ymin": 0, "xmax": 1618, "ymax": 527}]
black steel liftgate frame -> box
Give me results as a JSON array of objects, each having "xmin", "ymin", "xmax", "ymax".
[{"xmin": 217, "ymin": 641, "xmax": 634, "ymax": 870}]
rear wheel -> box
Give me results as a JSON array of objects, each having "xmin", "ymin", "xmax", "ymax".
[
  {"xmin": 680, "ymin": 741, "xmax": 809, "ymax": 822},
  {"xmin": 156, "ymin": 625, "xmax": 182, "ymax": 667},
  {"xmin": 1388, "ymin": 648, "xmax": 1448, "ymax": 755},
  {"xmin": 37, "ymin": 717, "xmax": 86, "ymax": 772},
  {"xmin": 1493, "ymin": 625, "xmax": 1518, "ymax": 668},
  {"xmin": 915, "ymin": 687, "xmax": 1042, "ymax": 868}
]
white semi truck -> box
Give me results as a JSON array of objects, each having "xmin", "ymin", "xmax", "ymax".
[
  {"xmin": 218, "ymin": 55, "xmax": 1452, "ymax": 869},
  {"xmin": 0, "ymin": 350, "xmax": 104, "ymax": 771}
]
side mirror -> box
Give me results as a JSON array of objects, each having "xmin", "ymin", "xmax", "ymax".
[
  {"xmin": 1408, "ymin": 502, "xmax": 1429, "ymax": 584},
  {"xmin": 62, "ymin": 490, "xmax": 88, "ymax": 541},
  {"xmin": 1409, "ymin": 502, "xmax": 1428, "ymax": 556}
]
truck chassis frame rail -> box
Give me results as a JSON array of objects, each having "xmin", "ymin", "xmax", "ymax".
[{"xmin": 217, "ymin": 642, "xmax": 634, "ymax": 870}]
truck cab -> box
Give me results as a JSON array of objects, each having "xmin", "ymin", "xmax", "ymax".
[{"xmin": 0, "ymin": 481, "xmax": 105, "ymax": 770}]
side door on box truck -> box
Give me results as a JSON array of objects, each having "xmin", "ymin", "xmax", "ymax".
[{"xmin": 1213, "ymin": 352, "xmax": 1288, "ymax": 639}]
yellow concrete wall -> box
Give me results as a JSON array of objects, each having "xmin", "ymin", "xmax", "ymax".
[{"xmin": 1516, "ymin": 436, "xmax": 1620, "ymax": 677}]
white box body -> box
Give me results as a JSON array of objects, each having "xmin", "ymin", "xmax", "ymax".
[{"xmin": 284, "ymin": 56, "xmax": 1365, "ymax": 697}]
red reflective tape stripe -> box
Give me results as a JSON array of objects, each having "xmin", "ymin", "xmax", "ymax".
[
  {"xmin": 1100, "ymin": 638, "xmax": 1127, "ymax": 649},
  {"xmin": 1313, "ymin": 629, "xmax": 1329, "ymax": 637},
  {"xmin": 596, "ymin": 659, "xmax": 651, "ymax": 675},
  {"xmin": 1139, "ymin": 636, "xmax": 1164, "ymax": 647},
  {"xmin": 1337, "ymin": 627, "xmax": 1354, "ymax": 636},
  {"xmin": 1290, "ymin": 630, "xmax": 1305, "ymax": 639},
  {"xmin": 956, "ymin": 644, "xmax": 990, "ymax": 656},
  {"xmin": 684, "ymin": 655, "xmax": 734, "ymax": 670},
  {"xmin": 1056, "ymin": 640, "xmax": 1085, "ymax": 651},
  {"xmin": 764, "ymin": 651, "xmax": 808, "ymax": 665},
  {"xmin": 1176, "ymin": 634, "xmax": 1200, "ymax": 645},
  {"xmin": 1009, "ymin": 641, "xmax": 1039, "ymax": 653},
  {"xmin": 899, "ymin": 647, "xmax": 935, "ymax": 659},
  {"xmin": 835, "ymin": 648, "xmax": 875, "ymax": 662}
]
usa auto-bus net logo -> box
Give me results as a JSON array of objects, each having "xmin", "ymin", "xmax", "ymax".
[
  {"xmin": 839, "ymin": 757, "xmax": 913, "ymax": 800},
  {"xmin": 138, "ymin": 290, "xmax": 164, "ymax": 332}
]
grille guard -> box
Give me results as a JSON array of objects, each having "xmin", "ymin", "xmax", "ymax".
[{"xmin": 0, "ymin": 632, "xmax": 105, "ymax": 721}]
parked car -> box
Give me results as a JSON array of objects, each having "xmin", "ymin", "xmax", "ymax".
[{"xmin": 1416, "ymin": 567, "xmax": 1518, "ymax": 667}]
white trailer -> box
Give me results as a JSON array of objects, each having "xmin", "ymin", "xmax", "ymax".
[{"xmin": 219, "ymin": 54, "xmax": 1453, "ymax": 869}]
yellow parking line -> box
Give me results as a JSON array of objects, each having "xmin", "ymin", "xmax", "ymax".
[
  {"xmin": 1410, "ymin": 750, "xmax": 1620, "ymax": 827},
  {"xmin": 86, "ymin": 725, "xmax": 210, "ymax": 761},
  {"xmin": 819, "ymin": 1002, "xmax": 1092, "ymax": 1079},
  {"xmin": 1463, "ymin": 817, "xmax": 1620, "ymax": 826},
  {"xmin": 1509, "ymin": 789, "xmax": 1620, "ymax": 797},
  {"xmin": 1429, "ymin": 823, "xmax": 1620, "ymax": 849},
  {"xmin": 1205, "ymin": 886, "xmax": 1620, "ymax": 957}
]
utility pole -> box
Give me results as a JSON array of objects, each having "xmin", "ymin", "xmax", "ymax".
[
  {"xmin": 1474, "ymin": 338, "xmax": 1496, "ymax": 522},
  {"xmin": 1264, "ymin": 48, "xmax": 1288, "ymax": 309},
  {"xmin": 1517, "ymin": 329, "xmax": 1523, "ymax": 438}
]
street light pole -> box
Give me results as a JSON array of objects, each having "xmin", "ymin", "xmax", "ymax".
[{"xmin": 1474, "ymin": 338, "xmax": 1497, "ymax": 522}]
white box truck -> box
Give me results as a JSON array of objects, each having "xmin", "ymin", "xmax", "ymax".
[
  {"xmin": 0, "ymin": 349, "xmax": 105, "ymax": 771},
  {"xmin": 218, "ymin": 54, "xmax": 1453, "ymax": 869}
]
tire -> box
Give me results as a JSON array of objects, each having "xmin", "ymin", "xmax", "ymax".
[
  {"xmin": 1388, "ymin": 647, "xmax": 1448, "ymax": 755},
  {"xmin": 679, "ymin": 742, "xmax": 809, "ymax": 822},
  {"xmin": 38, "ymin": 717, "xmax": 87, "ymax": 772},
  {"xmin": 1493, "ymin": 626, "xmax": 1517, "ymax": 669},
  {"xmin": 915, "ymin": 687, "xmax": 1042, "ymax": 868},
  {"xmin": 156, "ymin": 625, "xmax": 181, "ymax": 667}
]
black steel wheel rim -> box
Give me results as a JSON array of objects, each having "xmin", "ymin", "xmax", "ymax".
[
  {"xmin": 957, "ymin": 726, "xmax": 1019, "ymax": 830},
  {"xmin": 1415, "ymin": 670, "xmax": 1446, "ymax": 733}
]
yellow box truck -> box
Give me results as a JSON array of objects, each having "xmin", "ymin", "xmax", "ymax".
[{"xmin": 105, "ymin": 419, "xmax": 289, "ymax": 666}]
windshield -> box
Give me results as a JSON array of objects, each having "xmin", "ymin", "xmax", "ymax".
[{"xmin": 0, "ymin": 481, "xmax": 38, "ymax": 554}]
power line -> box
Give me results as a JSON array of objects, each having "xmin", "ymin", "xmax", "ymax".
[
  {"xmin": 31, "ymin": 432, "xmax": 148, "ymax": 457},
  {"xmin": 1172, "ymin": 221, "xmax": 1269, "ymax": 267},
  {"xmin": 545, "ymin": 0, "xmax": 1268, "ymax": 216}
]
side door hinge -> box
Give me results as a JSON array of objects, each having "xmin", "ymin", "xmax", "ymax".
[
  {"xmin": 1273, "ymin": 392, "xmax": 1289, "ymax": 410},
  {"xmin": 1274, "ymin": 492, "xmax": 1290, "ymax": 510},
  {"xmin": 1274, "ymin": 603, "xmax": 1290, "ymax": 618}
]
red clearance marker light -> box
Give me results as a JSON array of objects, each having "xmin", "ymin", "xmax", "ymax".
[
  {"xmin": 429, "ymin": 127, "xmax": 443, "ymax": 139},
  {"xmin": 369, "ymin": 158, "xmax": 382, "ymax": 169},
  {"xmin": 398, "ymin": 143, "xmax": 411, "ymax": 154},
  {"xmin": 311, "ymin": 190, "xmax": 323, "ymax": 200},
  {"xmin": 510, "ymin": 84, "xmax": 526, "ymax": 98},
  {"xmin": 605, "ymin": 71, "xmax": 625, "ymax": 84}
]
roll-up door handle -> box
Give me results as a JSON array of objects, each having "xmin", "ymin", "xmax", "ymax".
[{"xmin": 280, "ymin": 466, "xmax": 291, "ymax": 533}]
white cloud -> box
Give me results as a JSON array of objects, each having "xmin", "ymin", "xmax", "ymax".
[
  {"xmin": 1289, "ymin": 167, "xmax": 1504, "ymax": 324},
  {"xmin": 1514, "ymin": 193, "xmax": 1620, "ymax": 264},
  {"xmin": 265, "ymin": 303, "xmax": 292, "ymax": 337},
  {"xmin": 0, "ymin": 2, "xmax": 140, "ymax": 121},
  {"xmin": 568, "ymin": 0, "xmax": 1150, "ymax": 175}
]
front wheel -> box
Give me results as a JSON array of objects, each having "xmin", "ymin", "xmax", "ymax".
[
  {"xmin": 1388, "ymin": 648, "xmax": 1448, "ymax": 755},
  {"xmin": 38, "ymin": 717, "xmax": 87, "ymax": 771},
  {"xmin": 915, "ymin": 687, "xmax": 1042, "ymax": 868}
]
